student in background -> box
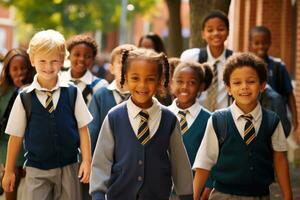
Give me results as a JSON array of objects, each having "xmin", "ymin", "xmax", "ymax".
[
  {"xmin": 138, "ymin": 32, "xmax": 166, "ymax": 54},
  {"xmin": 249, "ymin": 25, "xmax": 297, "ymax": 136},
  {"xmin": 2, "ymin": 29, "xmax": 93, "ymax": 200},
  {"xmin": 0, "ymin": 48, "xmax": 35, "ymax": 200},
  {"xmin": 61, "ymin": 34, "xmax": 108, "ymax": 105},
  {"xmin": 90, "ymin": 48, "xmax": 193, "ymax": 200},
  {"xmin": 180, "ymin": 10, "xmax": 233, "ymax": 112},
  {"xmin": 88, "ymin": 44, "xmax": 136, "ymax": 153},
  {"xmin": 193, "ymin": 53, "xmax": 292, "ymax": 200}
]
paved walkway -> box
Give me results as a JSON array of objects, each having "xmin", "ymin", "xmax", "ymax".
[
  {"xmin": 270, "ymin": 162, "xmax": 300, "ymax": 200},
  {"xmin": 0, "ymin": 163, "xmax": 299, "ymax": 199}
]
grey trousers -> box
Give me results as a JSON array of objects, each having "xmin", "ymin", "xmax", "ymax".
[
  {"xmin": 209, "ymin": 189, "xmax": 270, "ymax": 200},
  {"xmin": 22, "ymin": 163, "xmax": 81, "ymax": 200}
]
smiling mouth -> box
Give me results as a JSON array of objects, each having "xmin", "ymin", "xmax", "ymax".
[
  {"xmin": 136, "ymin": 91, "xmax": 148, "ymax": 95},
  {"xmin": 239, "ymin": 93, "xmax": 251, "ymax": 96},
  {"xmin": 180, "ymin": 92, "xmax": 189, "ymax": 96}
]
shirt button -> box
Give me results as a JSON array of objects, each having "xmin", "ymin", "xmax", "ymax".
[
  {"xmin": 138, "ymin": 176, "xmax": 143, "ymax": 181},
  {"xmin": 138, "ymin": 160, "xmax": 143, "ymax": 165},
  {"xmin": 250, "ymin": 166, "xmax": 254, "ymax": 171}
]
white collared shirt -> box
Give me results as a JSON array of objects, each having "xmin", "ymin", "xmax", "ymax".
[
  {"xmin": 168, "ymin": 99, "xmax": 202, "ymax": 128},
  {"xmin": 61, "ymin": 69, "xmax": 108, "ymax": 104},
  {"xmin": 180, "ymin": 46, "xmax": 229, "ymax": 110},
  {"xmin": 126, "ymin": 97, "xmax": 161, "ymax": 138},
  {"xmin": 192, "ymin": 101, "xmax": 287, "ymax": 171},
  {"xmin": 107, "ymin": 80, "xmax": 130, "ymax": 104},
  {"xmin": 5, "ymin": 74, "xmax": 93, "ymax": 138}
]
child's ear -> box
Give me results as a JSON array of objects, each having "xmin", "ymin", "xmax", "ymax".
[
  {"xmin": 201, "ymin": 31, "xmax": 205, "ymax": 40},
  {"xmin": 260, "ymin": 81, "xmax": 267, "ymax": 92},
  {"xmin": 226, "ymin": 85, "xmax": 232, "ymax": 96}
]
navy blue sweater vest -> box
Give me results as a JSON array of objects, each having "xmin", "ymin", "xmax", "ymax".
[
  {"xmin": 106, "ymin": 104, "xmax": 177, "ymax": 200},
  {"xmin": 89, "ymin": 87, "xmax": 117, "ymax": 152},
  {"xmin": 24, "ymin": 88, "xmax": 79, "ymax": 169},
  {"xmin": 182, "ymin": 109, "xmax": 210, "ymax": 165},
  {"xmin": 212, "ymin": 109, "xmax": 278, "ymax": 196}
]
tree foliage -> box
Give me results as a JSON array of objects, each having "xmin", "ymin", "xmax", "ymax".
[
  {"xmin": 0, "ymin": 0, "xmax": 158, "ymax": 37},
  {"xmin": 189, "ymin": 0, "xmax": 231, "ymax": 48}
]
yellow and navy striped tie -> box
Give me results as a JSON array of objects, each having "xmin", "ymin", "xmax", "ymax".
[
  {"xmin": 137, "ymin": 110, "xmax": 150, "ymax": 145},
  {"xmin": 45, "ymin": 91, "xmax": 55, "ymax": 113},
  {"xmin": 204, "ymin": 60, "xmax": 219, "ymax": 111},
  {"xmin": 242, "ymin": 115, "xmax": 255, "ymax": 145},
  {"xmin": 178, "ymin": 110, "xmax": 188, "ymax": 134}
]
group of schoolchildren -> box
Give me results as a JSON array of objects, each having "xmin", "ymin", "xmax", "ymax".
[{"xmin": 0, "ymin": 9, "xmax": 296, "ymax": 200}]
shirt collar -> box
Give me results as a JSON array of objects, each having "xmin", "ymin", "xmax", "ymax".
[
  {"xmin": 67, "ymin": 68, "xmax": 93, "ymax": 85},
  {"xmin": 231, "ymin": 101, "xmax": 261, "ymax": 122},
  {"xmin": 170, "ymin": 99, "xmax": 201, "ymax": 118},
  {"xmin": 127, "ymin": 97, "xmax": 160, "ymax": 120},
  {"xmin": 206, "ymin": 46, "xmax": 227, "ymax": 64},
  {"xmin": 25, "ymin": 74, "xmax": 69, "ymax": 93},
  {"xmin": 107, "ymin": 80, "xmax": 130, "ymax": 94}
]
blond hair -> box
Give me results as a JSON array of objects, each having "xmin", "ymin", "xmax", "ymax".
[{"xmin": 27, "ymin": 29, "xmax": 67, "ymax": 62}]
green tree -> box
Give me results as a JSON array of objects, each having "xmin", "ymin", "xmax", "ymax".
[
  {"xmin": 0, "ymin": 0, "xmax": 158, "ymax": 37},
  {"xmin": 189, "ymin": 0, "xmax": 231, "ymax": 48}
]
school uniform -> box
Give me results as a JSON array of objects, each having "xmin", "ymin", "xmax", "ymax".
[
  {"xmin": 265, "ymin": 56, "xmax": 293, "ymax": 98},
  {"xmin": 90, "ymin": 98, "xmax": 193, "ymax": 200},
  {"xmin": 5, "ymin": 75, "xmax": 93, "ymax": 200},
  {"xmin": 260, "ymin": 84, "xmax": 291, "ymax": 136},
  {"xmin": 88, "ymin": 80, "xmax": 130, "ymax": 153},
  {"xmin": 168, "ymin": 99, "xmax": 210, "ymax": 165},
  {"xmin": 180, "ymin": 46, "xmax": 231, "ymax": 110},
  {"xmin": 61, "ymin": 69, "xmax": 108, "ymax": 105},
  {"xmin": 193, "ymin": 101, "xmax": 287, "ymax": 199}
]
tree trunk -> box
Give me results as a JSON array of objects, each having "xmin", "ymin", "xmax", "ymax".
[
  {"xmin": 189, "ymin": 0, "xmax": 231, "ymax": 48},
  {"xmin": 166, "ymin": 0, "xmax": 182, "ymax": 57}
]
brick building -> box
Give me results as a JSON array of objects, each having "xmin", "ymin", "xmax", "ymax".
[
  {"xmin": 0, "ymin": 5, "xmax": 15, "ymax": 57},
  {"xmin": 229, "ymin": 0, "xmax": 300, "ymax": 136}
]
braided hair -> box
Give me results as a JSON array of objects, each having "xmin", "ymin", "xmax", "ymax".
[{"xmin": 120, "ymin": 48, "xmax": 169, "ymax": 88}]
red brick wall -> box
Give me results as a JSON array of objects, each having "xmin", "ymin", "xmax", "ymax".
[
  {"xmin": 0, "ymin": 6, "xmax": 14, "ymax": 51},
  {"xmin": 260, "ymin": 0, "xmax": 292, "ymax": 72}
]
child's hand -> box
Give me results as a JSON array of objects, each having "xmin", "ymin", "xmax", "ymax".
[
  {"xmin": 78, "ymin": 160, "xmax": 91, "ymax": 184},
  {"xmin": 2, "ymin": 171, "xmax": 15, "ymax": 192},
  {"xmin": 200, "ymin": 187, "xmax": 212, "ymax": 200}
]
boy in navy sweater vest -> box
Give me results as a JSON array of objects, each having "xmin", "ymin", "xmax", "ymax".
[
  {"xmin": 193, "ymin": 53, "xmax": 292, "ymax": 200},
  {"xmin": 2, "ymin": 29, "xmax": 93, "ymax": 200}
]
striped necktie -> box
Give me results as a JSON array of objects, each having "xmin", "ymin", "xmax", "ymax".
[
  {"xmin": 137, "ymin": 110, "xmax": 150, "ymax": 145},
  {"xmin": 45, "ymin": 91, "xmax": 55, "ymax": 113},
  {"xmin": 241, "ymin": 115, "xmax": 255, "ymax": 145},
  {"xmin": 178, "ymin": 110, "xmax": 188, "ymax": 134},
  {"xmin": 115, "ymin": 90, "xmax": 130, "ymax": 103},
  {"xmin": 204, "ymin": 60, "xmax": 219, "ymax": 111}
]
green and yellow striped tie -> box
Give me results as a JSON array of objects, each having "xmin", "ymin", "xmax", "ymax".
[
  {"xmin": 45, "ymin": 91, "xmax": 55, "ymax": 113},
  {"xmin": 137, "ymin": 110, "xmax": 150, "ymax": 145},
  {"xmin": 178, "ymin": 110, "xmax": 188, "ymax": 134}
]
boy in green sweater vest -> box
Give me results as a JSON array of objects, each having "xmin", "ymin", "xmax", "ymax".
[{"xmin": 193, "ymin": 53, "xmax": 292, "ymax": 200}]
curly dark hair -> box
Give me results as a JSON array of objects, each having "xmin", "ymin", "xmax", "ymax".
[
  {"xmin": 223, "ymin": 52, "xmax": 267, "ymax": 86},
  {"xmin": 66, "ymin": 34, "xmax": 98, "ymax": 58},
  {"xmin": 202, "ymin": 10, "xmax": 229, "ymax": 31},
  {"xmin": 120, "ymin": 48, "xmax": 169, "ymax": 88}
]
